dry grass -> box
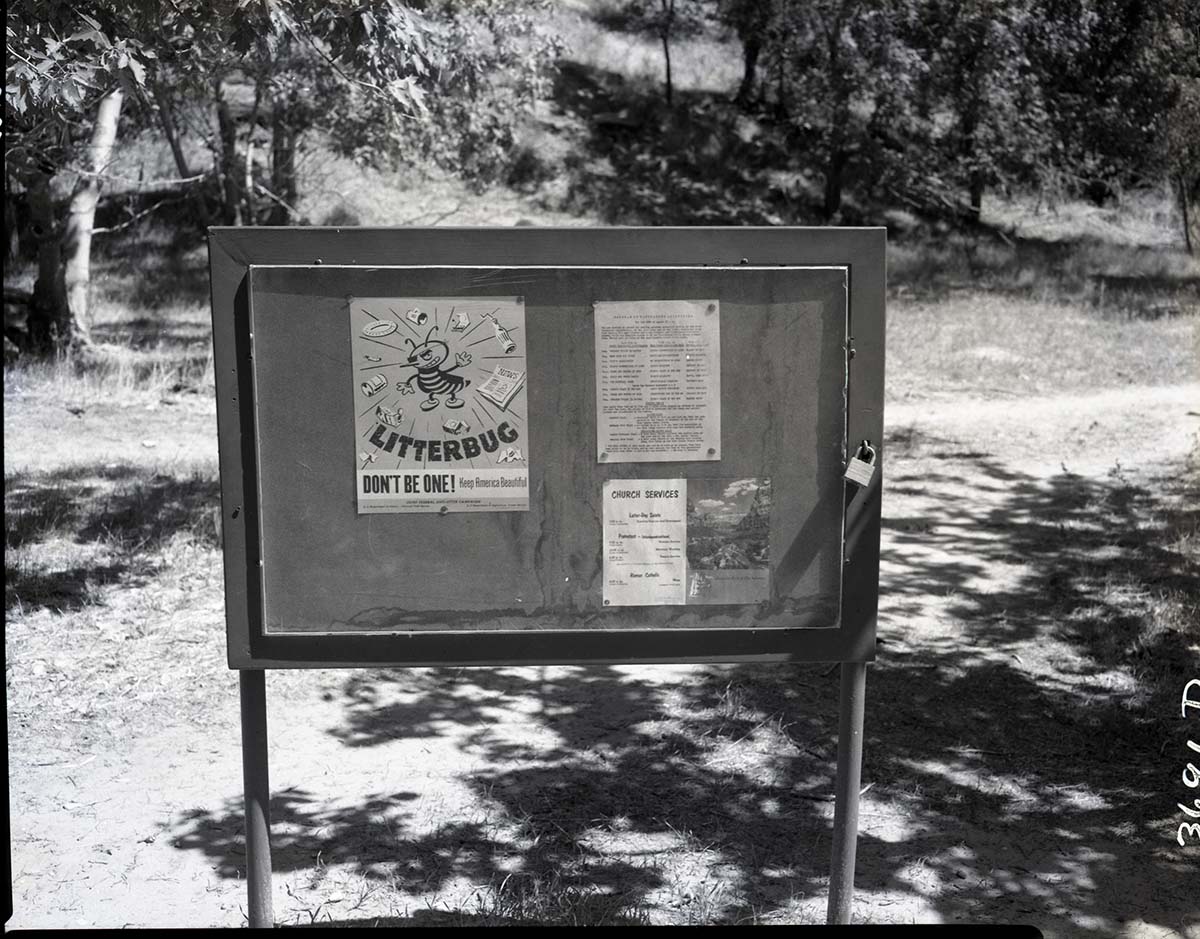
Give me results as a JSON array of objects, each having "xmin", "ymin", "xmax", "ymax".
[
  {"xmin": 294, "ymin": 148, "xmax": 588, "ymax": 228},
  {"xmin": 3, "ymin": 346, "xmax": 214, "ymax": 406},
  {"xmin": 983, "ymin": 186, "xmax": 1189, "ymax": 250},
  {"xmin": 434, "ymin": 869, "xmax": 656, "ymax": 926},
  {"xmin": 553, "ymin": 0, "xmax": 742, "ymax": 96},
  {"xmin": 885, "ymin": 190, "xmax": 1200, "ymax": 400},
  {"xmin": 5, "ymin": 516, "xmax": 229, "ymax": 754},
  {"xmin": 887, "ymin": 291, "xmax": 1198, "ymax": 401}
]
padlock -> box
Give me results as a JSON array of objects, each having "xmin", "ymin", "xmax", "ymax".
[{"xmin": 844, "ymin": 442, "xmax": 877, "ymax": 488}]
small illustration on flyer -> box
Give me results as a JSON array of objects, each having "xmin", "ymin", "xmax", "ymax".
[
  {"xmin": 350, "ymin": 296, "xmax": 529, "ymax": 513},
  {"xmin": 684, "ymin": 477, "xmax": 771, "ymax": 604}
]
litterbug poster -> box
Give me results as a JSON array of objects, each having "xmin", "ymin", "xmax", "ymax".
[{"xmin": 350, "ymin": 296, "xmax": 530, "ymax": 513}]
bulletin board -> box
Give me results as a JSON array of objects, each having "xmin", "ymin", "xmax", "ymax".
[{"xmin": 208, "ymin": 228, "xmax": 885, "ymax": 668}]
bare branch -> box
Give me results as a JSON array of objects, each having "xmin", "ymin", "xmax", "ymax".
[
  {"xmin": 253, "ymin": 181, "xmax": 302, "ymax": 218},
  {"xmin": 279, "ymin": 15, "xmax": 419, "ymax": 123},
  {"xmin": 91, "ymin": 193, "xmax": 190, "ymax": 234},
  {"xmin": 58, "ymin": 167, "xmax": 210, "ymax": 189}
]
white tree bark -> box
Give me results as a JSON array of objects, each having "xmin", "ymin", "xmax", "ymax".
[{"xmin": 63, "ymin": 88, "xmax": 124, "ymax": 331}]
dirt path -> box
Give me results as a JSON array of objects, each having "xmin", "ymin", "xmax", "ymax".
[
  {"xmin": 863, "ymin": 382, "xmax": 1198, "ymax": 934},
  {"xmin": 7, "ymin": 383, "xmax": 1198, "ymax": 930},
  {"xmin": 2, "ymin": 390, "xmax": 219, "ymax": 474},
  {"xmin": 887, "ymin": 383, "xmax": 1200, "ymax": 478}
]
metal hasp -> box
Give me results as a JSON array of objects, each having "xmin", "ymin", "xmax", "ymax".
[
  {"xmin": 239, "ymin": 670, "xmax": 274, "ymax": 928},
  {"xmin": 826, "ymin": 661, "xmax": 868, "ymax": 924}
]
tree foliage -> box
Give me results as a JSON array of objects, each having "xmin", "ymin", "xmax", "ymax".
[
  {"xmin": 716, "ymin": 0, "xmax": 772, "ymax": 104},
  {"xmin": 730, "ymin": 0, "xmax": 1197, "ymax": 234},
  {"xmin": 753, "ymin": 0, "xmax": 929, "ymax": 219},
  {"xmin": 144, "ymin": 0, "xmax": 560, "ymax": 219},
  {"xmin": 5, "ymin": 3, "xmax": 152, "ymax": 200},
  {"xmin": 1152, "ymin": 0, "xmax": 1200, "ymax": 252},
  {"xmin": 6, "ymin": 2, "xmax": 154, "ymax": 351},
  {"xmin": 913, "ymin": 1, "xmax": 1056, "ymax": 217},
  {"xmin": 5, "ymin": 0, "xmax": 1197, "ymax": 351},
  {"xmin": 4, "ymin": 0, "xmax": 561, "ymax": 354},
  {"xmin": 603, "ymin": 0, "xmax": 710, "ymax": 107},
  {"xmin": 325, "ymin": 0, "xmax": 561, "ymax": 186},
  {"xmin": 6, "ymin": 5, "xmax": 150, "ymax": 123},
  {"xmin": 1030, "ymin": 0, "xmax": 1174, "ymax": 201}
]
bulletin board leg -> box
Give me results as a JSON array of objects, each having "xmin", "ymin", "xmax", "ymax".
[
  {"xmin": 239, "ymin": 669, "xmax": 274, "ymax": 928},
  {"xmin": 826, "ymin": 661, "xmax": 867, "ymax": 925}
]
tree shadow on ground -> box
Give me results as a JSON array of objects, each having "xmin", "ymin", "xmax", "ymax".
[
  {"xmin": 166, "ymin": 431, "xmax": 1197, "ymax": 928},
  {"xmin": 171, "ymin": 755, "xmax": 667, "ymax": 925},
  {"xmin": 834, "ymin": 434, "xmax": 1197, "ymax": 930},
  {"xmin": 888, "ymin": 227, "xmax": 1200, "ymax": 315},
  {"xmin": 546, "ymin": 60, "xmax": 808, "ymax": 226},
  {"xmin": 7, "ymin": 213, "xmax": 211, "ymax": 339},
  {"xmin": 543, "ymin": 58, "xmax": 1198, "ymax": 324},
  {"xmin": 4, "ymin": 462, "xmax": 221, "ymax": 611},
  {"xmin": 92, "ymin": 222, "xmax": 212, "ymax": 324}
]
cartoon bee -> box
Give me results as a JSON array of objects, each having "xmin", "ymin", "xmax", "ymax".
[{"xmin": 397, "ymin": 325, "xmax": 472, "ymax": 411}]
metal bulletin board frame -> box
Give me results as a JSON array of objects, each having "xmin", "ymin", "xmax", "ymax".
[{"xmin": 208, "ymin": 227, "xmax": 885, "ymax": 670}]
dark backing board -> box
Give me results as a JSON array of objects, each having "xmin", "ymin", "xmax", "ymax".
[
  {"xmin": 249, "ymin": 265, "xmax": 846, "ymax": 634},
  {"xmin": 209, "ymin": 228, "xmax": 885, "ymax": 668}
]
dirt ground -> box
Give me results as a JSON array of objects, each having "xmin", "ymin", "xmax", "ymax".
[{"xmin": 6, "ymin": 367, "xmax": 1197, "ymax": 930}]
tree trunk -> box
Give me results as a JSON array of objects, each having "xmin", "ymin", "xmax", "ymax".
[
  {"xmin": 958, "ymin": 105, "xmax": 985, "ymax": 225},
  {"xmin": 821, "ymin": 3, "xmax": 851, "ymax": 220},
  {"xmin": 958, "ymin": 41, "xmax": 986, "ymax": 225},
  {"xmin": 63, "ymin": 88, "xmax": 123, "ymax": 335},
  {"xmin": 215, "ymin": 81, "xmax": 244, "ymax": 225},
  {"xmin": 659, "ymin": 0, "xmax": 675, "ymax": 108},
  {"xmin": 5, "ymin": 193, "xmax": 20, "ymax": 262},
  {"xmin": 661, "ymin": 33, "xmax": 673, "ymax": 107},
  {"xmin": 736, "ymin": 37, "xmax": 761, "ymax": 106},
  {"xmin": 823, "ymin": 146, "xmax": 847, "ymax": 220},
  {"xmin": 244, "ymin": 139, "xmax": 256, "ymax": 225},
  {"xmin": 25, "ymin": 172, "xmax": 73, "ymax": 353},
  {"xmin": 969, "ymin": 172, "xmax": 985, "ymax": 223},
  {"xmin": 1180, "ymin": 173, "xmax": 1200, "ymax": 257},
  {"xmin": 773, "ymin": 53, "xmax": 789, "ymax": 120},
  {"xmin": 154, "ymin": 82, "xmax": 211, "ymax": 229},
  {"xmin": 267, "ymin": 100, "xmax": 299, "ymax": 225}
]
